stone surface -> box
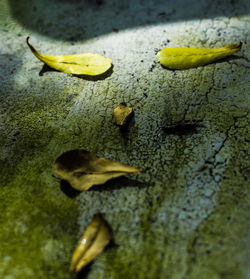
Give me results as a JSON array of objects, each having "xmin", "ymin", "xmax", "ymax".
[{"xmin": 0, "ymin": 0, "xmax": 249, "ymax": 278}]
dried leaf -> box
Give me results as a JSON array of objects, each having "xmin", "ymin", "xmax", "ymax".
[
  {"xmin": 54, "ymin": 150, "xmax": 141, "ymax": 191},
  {"xmin": 26, "ymin": 37, "xmax": 112, "ymax": 76},
  {"xmin": 113, "ymin": 103, "xmax": 133, "ymax": 126},
  {"xmin": 158, "ymin": 43, "xmax": 242, "ymax": 70},
  {"xmin": 164, "ymin": 120, "xmax": 203, "ymax": 135},
  {"xmin": 165, "ymin": 120, "xmax": 202, "ymax": 129},
  {"xmin": 70, "ymin": 213, "xmax": 112, "ymax": 272}
]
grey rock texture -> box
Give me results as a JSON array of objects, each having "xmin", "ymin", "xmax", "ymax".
[{"xmin": 0, "ymin": 0, "xmax": 249, "ymax": 278}]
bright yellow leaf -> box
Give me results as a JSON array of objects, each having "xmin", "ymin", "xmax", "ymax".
[
  {"xmin": 26, "ymin": 37, "xmax": 112, "ymax": 76},
  {"xmin": 157, "ymin": 43, "xmax": 242, "ymax": 70}
]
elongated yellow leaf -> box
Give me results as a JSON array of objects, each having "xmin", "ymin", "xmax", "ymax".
[
  {"xmin": 54, "ymin": 150, "xmax": 141, "ymax": 191},
  {"xmin": 70, "ymin": 213, "xmax": 112, "ymax": 272},
  {"xmin": 26, "ymin": 37, "xmax": 112, "ymax": 76},
  {"xmin": 158, "ymin": 43, "xmax": 242, "ymax": 70}
]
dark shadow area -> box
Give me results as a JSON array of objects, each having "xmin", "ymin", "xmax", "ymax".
[
  {"xmin": 0, "ymin": 52, "xmax": 26, "ymax": 183},
  {"xmin": 8, "ymin": 0, "xmax": 250, "ymax": 41},
  {"xmin": 77, "ymin": 262, "xmax": 93, "ymax": 279},
  {"xmin": 60, "ymin": 180, "xmax": 81, "ymax": 198},
  {"xmin": 59, "ymin": 176, "xmax": 149, "ymax": 197},
  {"xmin": 39, "ymin": 63, "xmax": 58, "ymax": 76},
  {"xmin": 113, "ymin": 111, "xmax": 136, "ymax": 147},
  {"xmin": 90, "ymin": 176, "xmax": 150, "ymax": 191},
  {"xmin": 39, "ymin": 63, "xmax": 113, "ymax": 80}
]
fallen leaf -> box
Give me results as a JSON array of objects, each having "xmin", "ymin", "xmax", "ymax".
[
  {"xmin": 113, "ymin": 103, "xmax": 133, "ymax": 126},
  {"xmin": 158, "ymin": 43, "xmax": 242, "ymax": 69},
  {"xmin": 26, "ymin": 37, "xmax": 112, "ymax": 76},
  {"xmin": 164, "ymin": 120, "xmax": 203, "ymax": 135},
  {"xmin": 70, "ymin": 213, "xmax": 112, "ymax": 272},
  {"xmin": 165, "ymin": 119, "xmax": 202, "ymax": 129},
  {"xmin": 54, "ymin": 150, "xmax": 141, "ymax": 191}
]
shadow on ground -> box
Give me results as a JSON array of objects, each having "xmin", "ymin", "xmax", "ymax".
[
  {"xmin": 60, "ymin": 176, "xmax": 150, "ymax": 198},
  {"xmin": 8, "ymin": 0, "xmax": 250, "ymax": 41}
]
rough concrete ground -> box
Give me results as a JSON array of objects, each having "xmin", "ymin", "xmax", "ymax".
[{"xmin": 0, "ymin": 0, "xmax": 249, "ymax": 278}]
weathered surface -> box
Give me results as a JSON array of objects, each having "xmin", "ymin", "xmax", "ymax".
[{"xmin": 0, "ymin": 0, "xmax": 249, "ymax": 278}]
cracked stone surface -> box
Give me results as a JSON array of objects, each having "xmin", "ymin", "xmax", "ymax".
[{"xmin": 0, "ymin": 0, "xmax": 249, "ymax": 278}]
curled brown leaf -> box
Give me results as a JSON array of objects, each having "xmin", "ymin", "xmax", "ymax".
[
  {"xmin": 70, "ymin": 213, "xmax": 112, "ymax": 272},
  {"xmin": 164, "ymin": 120, "xmax": 203, "ymax": 135},
  {"xmin": 54, "ymin": 150, "xmax": 141, "ymax": 191}
]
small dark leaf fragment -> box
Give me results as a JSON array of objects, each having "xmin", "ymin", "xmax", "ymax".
[
  {"xmin": 164, "ymin": 120, "xmax": 203, "ymax": 135},
  {"xmin": 113, "ymin": 103, "xmax": 134, "ymax": 127}
]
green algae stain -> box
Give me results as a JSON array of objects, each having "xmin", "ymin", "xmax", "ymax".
[
  {"xmin": 102, "ymin": 232, "xmax": 174, "ymax": 279},
  {"xmin": 0, "ymin": 79, "xmax": 86, "ymax": 278},
  {"xmin": 104, "ymin": 248, "xmax": 141, "ymax": 279},
  {"xmin": 0, "ymin": 152, "xmax": 79, "ymax": 279},
  {"xmin": 0, "ymin": 71, "xmax": 122, "ymax": 278}
]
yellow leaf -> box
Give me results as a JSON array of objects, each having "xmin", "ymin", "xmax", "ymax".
[
  {"xmin": 70, "ymin": 213, "xmax": 112, "ymax": 272},
  {"xmin": 54, "ymin": 150, "xmax": 141, "ymax": 191},
  {"xmin": 26, "ymin": 37, "xmax": 112, "ymax": 76},
  {"xmin": 157, "ymin": 43, "xmax": 242, "ymax": 70}
]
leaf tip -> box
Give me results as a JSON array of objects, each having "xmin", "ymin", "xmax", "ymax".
[
  {"xmin": 226, "ymin": 42, "xmax": 242, "ymax": 51},
  {"xmin": 26, "ymin": 36, "xmax": 37, "ymax": 55},
  {"xmin": 69, "ymin": 264, "xmax": 76, "ymax": 272},
  {"xmin": 26, "ymin": 36, "xmax": 30, "ymax": 45}
]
